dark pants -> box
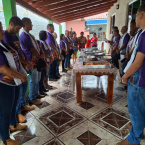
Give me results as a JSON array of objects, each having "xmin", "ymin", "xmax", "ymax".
[
  {"xmin": 111, "ymin": 51, "xmax": 120, "ymax": 69},
  {"xmin": 48, "ymin": 60, "xmax": 57, "ymax": 78},
  {"xmin": 0, "ymin": 83, "xmax": 20, "ymax": 141},
  {"xmin": 39, "ymin": 69, "xmax": 46, "ymax": 92},
  {"xmin": 56, "ymin": 59, "xmax": 60, "ymax": 76},
  {"xmin": 62, "ymin": 51, "xmax": 66, "ymax": 71},
  {"xmin": 92, "ymin": 45, "xmax": 97, "ymax": 47}
]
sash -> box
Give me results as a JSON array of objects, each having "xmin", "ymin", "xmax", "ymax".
[
  {"xmin": 124, "ymin": 29, "xmax": 144, "ymax": 73},
  {"xmin": 62, "ymin": 40, "xmax": 67, "ymax": 51},
  {"xmin": 47, "ymin": 31, "xmax": 57, "ymax": 47},
  {"xmin": 0, "ymin": 43, "xmax": 27, "ymax": 86}
]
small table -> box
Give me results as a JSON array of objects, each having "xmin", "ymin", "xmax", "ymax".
[{"xmin": 73, "ymin": 60, "xmax": 118, "ymax": 105}]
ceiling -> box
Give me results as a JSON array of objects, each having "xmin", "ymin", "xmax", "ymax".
[{"xmin": 16, "ymin": 0, "xmax": 117, "ymax": 24}]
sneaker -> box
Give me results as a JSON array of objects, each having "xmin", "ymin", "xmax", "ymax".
[
  {"xmin": 43, "ymin": 88, "xmax": 49, "ymax": 92},
  {"xmin": 21, "ymin": 105, "xmax": 35, "ymax": 112},
  {"xmin": 10, "ymin": 123, "xmax": 27, "ymax": 133},
  {"xmin": 30, "ymin": 100, "xmax": 42, "ymax": 105},
  {"xmin": 39, "ymin": 91, "xmax": 47, "ymax": 96},
  {"xmin": 17, "ymin": 114, "xmax": 27, "ymax": 123},
  {"xmin": 2, "ymin": 138, "xmax": 21, "ymax": 145},
  {"xmin": 62, "ymin": 69, "xmax": 67, "ymax": 73}
]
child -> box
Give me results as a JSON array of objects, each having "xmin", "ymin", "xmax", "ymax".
[{"xmin": 86, "ymin": 35, "xmax": 91, "ymax": 48}]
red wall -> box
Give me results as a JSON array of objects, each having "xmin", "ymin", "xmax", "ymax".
[{"xmin": 66, "ymin": 20, "xmax": 89, "ymax": 37}]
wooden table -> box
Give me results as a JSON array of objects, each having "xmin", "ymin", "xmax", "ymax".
[{"xmin": 73, "ymin": 61, "xmax": 118, "ymax": 105}]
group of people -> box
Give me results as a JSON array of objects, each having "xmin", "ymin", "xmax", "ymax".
[{"xmin": 105, "ymin": 4, "xmax": 145, "ymax": 145}]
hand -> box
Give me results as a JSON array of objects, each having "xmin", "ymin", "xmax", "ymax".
[
  {"xmin": 40, "ymin": 55, "xmax": 44, "ymax": 59},
  {"xmin": 122, "ymin": 75, "xmax": 128, "ymax": 85},
  {"xmin": 21, "ymin": 75, "xmax": 27, "ymax": 83},
  {"xmin": 116, "ymin": 49, "xmax": 120, "ymax": 54},
  {"xmin": 26, "ymin": 62, "xmax": 33, "ymax": 70}
]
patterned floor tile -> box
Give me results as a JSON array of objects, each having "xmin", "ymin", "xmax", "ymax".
[
  {"xmin": 90, "ymin": 107, "xmax": 130, "ymax": 139},
  {"xmin": 38, "ymin": 106, "xmax": 85, "ymax": 136},
  {"xmin": 44, "ymin": 139, "xmax": 64, "ymax": 145},
  {"xmin": 35, "ymin": 101, "xmax": 50, "ymax": 109},
  {"xmin": 79, "ymin": 101, "xmax": 95, "ymax": 110}
]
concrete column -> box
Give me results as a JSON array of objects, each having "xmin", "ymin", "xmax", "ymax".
[
  {"xmin": 59, "ymin": 25, "xmax": 62, "ymax": 36},
  {"xmin": 49, "ymin": 20, "xmax": 53, "ymax": 24}
]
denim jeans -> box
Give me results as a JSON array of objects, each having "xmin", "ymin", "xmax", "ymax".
[
  {"xmin": 65, "ymin": 54, "xmax": 70, "ymax": 68},
  {"xmin": 127, "ymin": 71, "xmax": 145, "ymax": 144},
  {"xmin": 16, "ymin": 80, "xmax": 28, "ymax": 115},
  {"xmin": 0, "ymin": 83, "xmax": 20, "ymax": 141},
  {"xmin": 39, "ymin": 69, "xmax": 46, "ymax": 92},
  {"xmin": 56, "ymin": 59, "xmax": 60, "ymax": 76},
  {"xmin": 92, "ymin": 45, "xmax": 97, "ymax": 47},
  {"xmin": 28, "ymin": 68, "xmax": 41, "ymax": 101},
  {"xmin": 48, "ymin": 60, "xmax": 57, "ymax": 78}
]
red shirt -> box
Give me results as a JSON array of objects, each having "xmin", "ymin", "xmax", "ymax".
[
  {"xmin": 86, "ymin": 39, "xmax": 91, "ymax": 48},
  {"xmin": 91, "ymin": 36, "xmax": 98, "ymax": 45}
]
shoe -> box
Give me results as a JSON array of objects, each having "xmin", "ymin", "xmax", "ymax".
[
  {"xmin": 39, "ymin": 91, "xmax": 47, "ymax": 96},
  {"xmin": 37, "ymin": 94, "xmax": 45, "ymax": 98},
  {"xmin": 65, "ymin": 67, "xmax": 70, "ymax": 71},
  {"xmin": 57, "ymin": 74, "xmax": 62, "ymax": 77},
  {"xmin": 48, "ymin": 85, "xmax": 53, "ymax": 89},
  {"xmin": 116, "ymin": 140, "xmax": 140, "ymax": 145},
  {"xmin": 43, "ymin": 88, "xmax": 49, "ymax": 92},
  {"xmin": 2, "ymin": 138, "xmax": 21, "ymax": 145},
  {"xmin": 30, "ymin": 100, "xmax": 42, "ymax": 105},
  {"xmin": 49, "ymin": 78, "xmax": 58, "ymax": 81},
  {"xmin": 62, "ymin": 69, "xmax": 67, "ymax": 73},
  {"xmin": 54, "ymin": 76, "xmax": 60, "ymax": 79},
  {"xmin": 10, "ymin": 123, "xmax": 27, "ymax": 133},
  {"xmin": 17, "ymin": 114, "xmax": 27, "ymax": 123},
  {"xmin": 127, "ymin": 122, "xmax": 132, "ymax": 130},
  {"xmin": 21, "ymin": 105, "xmax": 35, "ymax": 112}
]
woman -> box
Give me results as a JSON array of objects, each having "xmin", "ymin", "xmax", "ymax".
[
  {"xmin": 60, "ymin": 34, "xmax": 68, "ymax": 72},
  {"xmin": 0, "ymin": 22, "xmax": 27, "ymax": 145},
  {"xmin": 71, "ymin": 33, "xmax": 79, "ymax": 64},
  {"xmin": 39, "ymin": 30, "xmax": 53, "ymax": 90},
  {"xmin": 86, "ymin": 35, "xmax": 91, "ymax": 48},
  {"xmin": 78, "ymin": 32, "xmax": 87, "ymax": 51},
  {"xmin": 91, "ymin": 33, "xmax": 98, "ymax": 48}
]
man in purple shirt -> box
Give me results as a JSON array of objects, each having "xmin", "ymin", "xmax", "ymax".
[
  {"xmin": 117, "ymin": 4, "xmax": 145, "ymax": 145},
  {"xmin": 3, "ymin": 16, "xmax": 34, "ymax": 124},
  {"xmin": 20, "ymin": 17, "xmax": 44, "ymax": 106},
  {"xmin": 46, "ymin": 24, "xmax": 59, "ymax": 81}
]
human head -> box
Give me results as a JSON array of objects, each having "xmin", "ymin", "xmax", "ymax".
[
  {"xmin": 113, "ymin": 29, "xmax": 119, "ymax": 37},
  {"xmin": 0, "ymin": 22, "xmax": 4, "ymax": 41},
  {"xmin": 93, "ymin": 32, "xmax": 96, "ymax": 37},
  {"xmin": 70, "ymin": 27, "xmax": 73, "ymax": 32},
  {"xmin": 22, "ymin": 17, "xmax": 32, "ymax": 31},
  {"xmin": 39, "ymin": 30, "xmax": 47, "ymax": 41},
  {"xmin": 121, "ymin": 26, "xmax": 128, "ymax": 34},
  {"xmin": 130, "ymin": 19, "xmax": 138, "ymax": 36},
  {"xmin": 112, "ymin": 26, "xmax": 118, "ymax": 33},
  {"xmin": 53, "ymin": 32, "xmax": 57, "ymax": 39},
  {"xmin": 8, "ymin": 16, "xmax": 23, "ymax": 34},
  {"xmin": 87, "ymin": 35, "xmax": 89, "ymax": 40},
  {"xmin": 69, "ymin": 31, "xmax": 72, "ymax": 37},
  {"xmin": 136, "ymin": 4, "xmax": 145, "ymax": 28},
  {"xmin": 73, "ymin": 33, "xmax": 76, "ymax": 38},
  {"xmin": 47, "ymin": 24, "xmax": 54, "ymax": 33},
  {"xmin": 60, "ymin": 34, "xmax": 65, "ymax": 41},
  {"xmin": 80, "ymin": 31, "xmax": 84, "ymax": 37},
  {"xmin": 65, "ymin": 30, "xmax": 69, "ymax": 37}
]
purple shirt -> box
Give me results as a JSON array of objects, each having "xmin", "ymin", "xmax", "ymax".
[
  {"xmin": 46, "ymin": 32, "xmax": 56, "ymax": 55},
  {"xmin": 112, "ymin": 35, "xmax": 121, "ymax": 48},
  {"xmin": 20, "ymin": 32, "xmax": 34, "ymax": 62},
  {"xmin": 136, "ymin": 31, "xmax": 145, "ymax": 88},
  {"xmin": 123, "ymin": 33, "xmax": 130, "ymax": 48},
  {"xmin": 3, "ymin": 31, "xmax": 25, "ymax": 59},
  {"xmin": 40, "ymin": 41, "xmax": 50, "ymax": 56}
]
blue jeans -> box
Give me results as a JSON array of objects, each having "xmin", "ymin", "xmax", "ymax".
[
  {"xmin": 16, "ymin": 80, "xmax": 28, "ymax": 115},
  {"xmin": 48, "ymin": 60, "xmax": 57, "ymax": 78},
  {"xmin": 28, "ymin": 68, "xmax": 41, "ymax": 101},
  {"xmin": 56, "ymin": 59, "xmax": 60, "ymax": 76},
  {"xmin": 127, "ymin": 71, "xmax": 145, "ymax": 144},
  {"xmin": 39, "ymin": 69, "xmax": 46, "ymax": 92},
  {"xmin": 65, "ymin": 54, "xmax": 70, "ymax": 68},
  {"xmin": 0, "ymin": 83, "xmax": 20, "ymax": 141},
  {"xmin": 92, "ymin": 45, "xmax": 97, "ymax": 47}
]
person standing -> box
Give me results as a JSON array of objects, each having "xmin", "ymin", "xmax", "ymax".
[
  {"xmin": 117, "ymin": 4, "xmax": 145, "ymax": 145},
  {"xmin": 3, "ymin": 16, "xmax": 34, "ymax": 123},
  {"xmin": 20, "ymin": 17, "xmax": 45, "ymax": 105},
  {"xmin": 91, "ymin": 33, "xmax": 98, "ymax": 48},
  {"xmin": 86, "ymin": 35, "xmax": 91, "ymax": 48},
  {"xmin": 78, "ymin": 32, "xmax": 87, "ymax": 51}
]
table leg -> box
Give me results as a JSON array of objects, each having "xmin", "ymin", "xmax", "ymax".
[
  {"xmin": 107, "ymin": 74, "xmax": 114, "ymax": 104},
  {"xmin": 76, "ymin": 72, "xmax": 82, "ymax": 103}
]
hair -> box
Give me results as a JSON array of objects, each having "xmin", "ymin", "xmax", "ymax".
[
  {"xmin": 114, "ymin": 29, "xmax": 119, "ymax": 34},
  {"xmin": 39, "ymin": 30, "xmax": 47, "ymax": 41},
  {"xmin": 47, "ymin": 24, "xmax": 54, "ymax": 29},
  {"xmin": 65, "ymin": 30, "xmax": 69, "ymax": 34},
  {"xmin": 131, "ymin": 19, "xmax": 136, "ymax": 26},
  {"xmin": 80, "ymin": 31, "xmax": 84, "ymax": 34},
  {"xmin": 9, "ymin": 16, "xmax": 23, "ymax": 27},
  {"xmin": 138, "ymin": 3, "xmax": 145, "ymax": 13},
  {"xmin": 60, "ymin": 34, "xmax": 64, "ymax": 40},
  {"xmin": 93, "ymin": 32, "xmax": 96, "ymax": 35},
  {"xmin": 87, "ymin": 35, "xmax": 89, "ymax": 37},
  {"xmin": 22, "ymin": 17, "xmax": 31, "ymax": 27},
  {"xmin": 113, "ymin": 26, "xmax": 118, "ymax": 30},
  {"xmin": 123, "ymin": 26, "xmax": 128, "ymax": 31},
  {"xmin": 71, "ymin": 31, "xmax": 76, "ymax": 37}
]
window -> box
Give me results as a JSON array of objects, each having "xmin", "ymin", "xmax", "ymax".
[{"xmin": 110, "ymin": 14, "xmax": 115, "ymax": 34}]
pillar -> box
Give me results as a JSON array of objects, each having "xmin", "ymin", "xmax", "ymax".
[
  {"xmin": 59, "ymin": 25, "xmax": 62, "ymax": 35},
  {"xmin": 2, "ymin": 0, "xmax": 17, "ymax": 28},
  {"xmin": 49, "ymin": 20, "xmax": 53, "ymax": 24}
]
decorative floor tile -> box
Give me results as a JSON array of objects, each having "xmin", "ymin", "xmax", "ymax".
[
  {"xmin": 90, "ymin": 107, "xmax": 130, "ymax": 139},
  {"xmin": 77, "ymin": 130, "xmax": 102, "ymax": 145},
  {"xmin": 35, "ymin": 101, "xmax": 50, "ymax": 109},
  {"xmin": 79, "ymin": 101, "xmax": 95, "ymax": 110},
  {"xmin": 38, "ymin": 106, "xmax": 85, "ymax": 136},
  {"xmin": 44, "ymin": 139, "xmax": 64, "ymax": 145},
  {"xmin": 115, "ymin": 87, "xmax": 126, "ymax": 91}
]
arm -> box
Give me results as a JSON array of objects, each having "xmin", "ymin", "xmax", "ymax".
[
  {"xmin": 0, "ymin": 65, "xmax": 27, "ymax": 83},
  {"xmin": 119, "ymin": 43, "xmax": 127, "ymax": 51}
]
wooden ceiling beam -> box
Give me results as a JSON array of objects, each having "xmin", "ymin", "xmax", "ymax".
[{"xmin": 44, "ymin": 0, "xmax": 116, "ymax": 14}]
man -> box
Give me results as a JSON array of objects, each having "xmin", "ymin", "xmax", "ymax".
[
  {"xmin": 53, "ymin": 32, "xmax": 62, "ymax": 77},
  {"xmin": 78, "ymin": 31, "xmax": 87, "ymax": 51},
  {"xmin": 117, "ymin": 4, "xmax": 145, "ymax": 145},
  {"xmin": 20, "ymin": 17, "xmax": 45, "ymax": 105},
  {"xmin": 91, "ymin": 32, "xmax": 98, "ymax": 48},
  {"xmin": 3, "ymin": 16, "xmax": 34, "ymax": 123},
  {"xmin": 46, "ymin": 24, "xmax": 59, "ymax": 81},
  {"xmin": 111, "ymin": 29, "xmax": 121, "ymax": 68}
]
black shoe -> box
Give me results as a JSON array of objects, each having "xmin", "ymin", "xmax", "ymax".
[
  {"xmin": 48, "ymin": 85, "xmax": 53, "ymax": 89},
  {"xmin": 54, "ymin": 76, "xmax": 60, "ymax": 79},
  {"xmin": 40, "ymin": 91, "xmax": 47, "ymax": 96},
  {"xmin": 43, "ymin": 88, "xmax": 49, "ymax": 92},
  {"xmin": 57, "ymin": 74, "xmax": 62, "ymax": 77},
  {"xmin": 62, "ymin": 69, "xmax": 67, "ymax": 73},
  {"xmin": 49, "ymin": 78, "xmax": 58, "ymax": 81}
]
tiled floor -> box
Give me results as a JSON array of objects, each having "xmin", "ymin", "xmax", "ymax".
[{"xmin": 1, "ymin": 69, "xmax": 145, "ymax": 145}]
